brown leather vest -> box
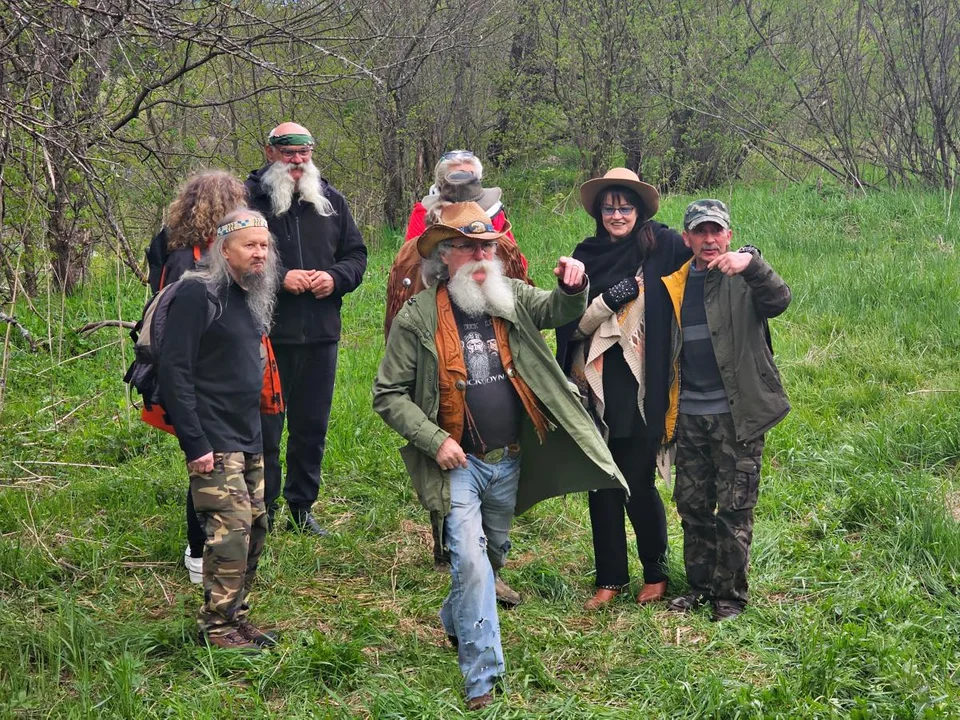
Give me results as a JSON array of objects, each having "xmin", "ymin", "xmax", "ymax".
[{"xmin": 434, "ymin": 283, "xmax": 549, "ymax": 448}]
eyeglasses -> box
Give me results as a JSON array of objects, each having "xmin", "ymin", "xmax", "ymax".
[
  {"xmin": 449, "ymin": 240, "xmax": 498, "ymax": 254},
  {"xmin": 277, "ymin": 147, "xmax": 313, "ymax": 159},
  {"xmin": 441, "ymin": 149, "xmax": 475, "ymax": 161},
  {"xmin": 600, "ymin": 205, "xmax": 636, "ymax": 217}
]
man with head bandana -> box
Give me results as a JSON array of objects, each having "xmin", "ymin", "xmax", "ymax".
[
  {"xmin": 246, "ymin": 122, "xmax": 368, "ymax": 536},
  {"xmin": 158, "ymin": 209, "xmax": 279, "ymax": 650}
]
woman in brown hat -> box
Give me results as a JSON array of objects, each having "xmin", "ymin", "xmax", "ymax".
[{"xmin": 557, "ymin": 168, "xmax": 692, "ymax": 610}]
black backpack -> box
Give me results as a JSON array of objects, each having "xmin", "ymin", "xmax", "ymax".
[{"xmin": 123, "ymin": 280, "xmax": 218, "ymax": 410}]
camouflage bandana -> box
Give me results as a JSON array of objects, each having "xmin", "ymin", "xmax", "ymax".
[
  {"xmin": 684, "ymin": 199, "xmax": 731, "ymax": 230},
  {"xmin": 268, "ymin": 133, "xmax": 314, "ymax": 146}
]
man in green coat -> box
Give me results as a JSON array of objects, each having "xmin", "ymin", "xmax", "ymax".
[
  {"xmin": 373, "ymin": 202, "xmax": 626, "ymax": 711},
  {"xmin": 662, "ymin": 198, "xmax": 791, "ymax": 622}
]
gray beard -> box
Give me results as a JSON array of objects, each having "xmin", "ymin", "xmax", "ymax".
[
  {"xmin": 260, "ymin": 160, "xmax": 336, "ymax": 217},
  {"xmin": 466, "ymin": 350, "xmax": 490, "ymax": 378},
  {"xmin": 447, "ymin": 259, "xmax": 515, "ymax": 318},
  {"xmin": 182, "ymin": 248, "xmax": 279, "ymax": 335},
  {"xmin": 240, "ymin": 261, "xmax": 279, "ymax": 335}
]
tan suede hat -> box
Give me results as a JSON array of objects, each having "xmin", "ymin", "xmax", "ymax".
[
  {"xmin": 416, "ymin": 202, "xmax": 512, "ymax": 258},
  {"xmin": 579, "ymin": 167, "xmax": 660, "ymax": 220}
]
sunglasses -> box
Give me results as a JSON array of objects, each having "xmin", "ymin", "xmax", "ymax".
[
  {"xmin": 441, "ymin": 149, "xmax": 475, "ymax": 161},
  {"xmin": 449, "ymin": 240, "xmax": 498, "ymax": 253},
  {"xmin": 600, "ymin": 205, "xmax": 636, "ymax": 217}
]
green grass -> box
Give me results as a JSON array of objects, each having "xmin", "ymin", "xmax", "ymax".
[{"xmin": 1, "ymin": 182, "xmax": 959, "ymax": 718}]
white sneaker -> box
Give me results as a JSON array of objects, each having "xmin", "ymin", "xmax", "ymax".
[{"xmin": 184, "ymin": 546, "xmax": 203, "ymax": 584}]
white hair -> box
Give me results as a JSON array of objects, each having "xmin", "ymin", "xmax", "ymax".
[
  {"xmin": 260, "ymin": 159, "xmax": 336, "ymax": 217},
  {"xmin": 434, "ymin": 152, "xmax": 483, "ymax": 188},
  {"xmin": 181, "ymin": 209, "xmax": 279, "ymax": 333},
  {"xmin": 446, "ymin": 257, "xmax": 515, "ymax": 318}
]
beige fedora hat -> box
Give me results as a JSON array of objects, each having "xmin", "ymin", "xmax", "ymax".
[
  {"xmin": 416, "ymin": 202, "xmax": 512, "ymax": 258},
  {"xmin": 579, "ymin": 167, "xmax": 660, "ymax": 220}
]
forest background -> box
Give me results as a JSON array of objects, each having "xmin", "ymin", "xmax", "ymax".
[{"xmin": 1, "ymin": 1, "xmax": 959, "ymax": 717}]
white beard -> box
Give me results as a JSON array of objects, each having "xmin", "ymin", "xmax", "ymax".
[
  {"xmin": 447, "ymin": 258, "xmax": 515, "ymax": 318},
  {"xmin": 260, "ymin": 160, "xmax": 336, "ymax": 217}
]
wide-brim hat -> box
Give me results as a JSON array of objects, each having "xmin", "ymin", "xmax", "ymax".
[
  {"xmin": 417, "ymin": 201, "xmax": 512, "ymax": 258},
  {"xmin": 579, "ymin": 168, "xmax": 660, "ymax": 220}
]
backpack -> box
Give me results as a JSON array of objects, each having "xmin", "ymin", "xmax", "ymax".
[{"xmin": 123, "ymin": 280, "xmax": 218, "ymax": 433}]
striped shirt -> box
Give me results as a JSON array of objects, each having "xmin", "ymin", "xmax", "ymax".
[{"xmin": 679, "ymin": 266, "xmax": 731, "ymax": 415}]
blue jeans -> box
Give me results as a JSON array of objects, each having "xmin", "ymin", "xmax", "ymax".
[{"xmin": 440, "ymin": 452, "xmax": 520, "ymax": 700}]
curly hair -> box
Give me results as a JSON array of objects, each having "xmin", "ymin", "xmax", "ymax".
[{"xmin": 165, "ymin": 170, "xmax": 248, "ymax": 250}]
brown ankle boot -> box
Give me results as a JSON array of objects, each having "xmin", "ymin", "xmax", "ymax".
[
  {"xmin": 584, "ymin": 587, "xmax": 620, "ymax": 611},
  {"xmin": 636, "ymin": 581, "xmax": 668, "ymax": 604}
]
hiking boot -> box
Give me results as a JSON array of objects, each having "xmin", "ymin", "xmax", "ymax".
[
  {"xmin": 711, "ymin": 600, "xmax": 745, "ymax": 622},
  {"xmin": 667, "ymin": 593, "xmax": 708, "ymax": 613},
  {"xmin": 237, "ymin": 620, "xmax": 278, "ymax": 647},
  {"xmin": 495, "ymin": 575, "xmax": 522, "ymax": 608},
  {"xmin": 466, "ymin": 693, "xmax": 493, "ymax": 711},
  {"xmin": 183, "ymin": 546, "xmax": 203, "ymax": 585},
  {"xmin": 288, "ymin": 509, "xmax": 329, "ymax": 537},
  {"xmin": 200, "ymin": 630, "xmax": 260, "ymax": 652}
]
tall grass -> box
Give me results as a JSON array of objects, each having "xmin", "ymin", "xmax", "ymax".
[{"xmin": 0, "ymin": 182, "xmax": 958, "ymax": 718}]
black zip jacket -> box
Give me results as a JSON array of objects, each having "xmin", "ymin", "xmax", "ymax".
[
  {"xmin": 246, "ymin": 166, "xmax": 368, "ymax": 344},
  {"xmin": 159, "ymin": 279, "xmax": 263, "ymax": 461}
]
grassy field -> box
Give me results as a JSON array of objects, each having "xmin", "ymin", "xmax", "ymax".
[{"xmin": 1, "ymin": 182, "xmax": 958, "ymax": 718}]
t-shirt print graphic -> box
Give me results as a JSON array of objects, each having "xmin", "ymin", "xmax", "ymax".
[{"xmin": 462, "ymin": 327, "xmax": 506, "ymax": 386}]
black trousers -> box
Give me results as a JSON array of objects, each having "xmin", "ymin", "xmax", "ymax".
[
  {"xmin": 588, "ymin": 433, "xmax": 669, "ymax": 587},
  {"xmin": 186, "ymin": 489, "xmax": 206, "ymax": 557},
  {"xmin": 262, "ymin": 341, "xmax": 338, "ymax": 512}
]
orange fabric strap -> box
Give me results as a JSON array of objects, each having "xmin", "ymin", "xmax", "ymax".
[{"xmin": 260, "ymin": 336, "xmax": 284, "ymax": 415}]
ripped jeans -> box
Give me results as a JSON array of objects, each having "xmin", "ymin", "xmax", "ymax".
[{"xmin": 440, "ymin": 452, "xmax": 520, "ymax": 699}]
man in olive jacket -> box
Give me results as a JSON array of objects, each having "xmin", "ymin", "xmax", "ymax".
[
  {"xmin": 373, "ymin": 202, "xmax": 626, "ymax": 711},
  {"xmin": 662, "ymin": 199, "xmax": 791, "ymax": 622}
]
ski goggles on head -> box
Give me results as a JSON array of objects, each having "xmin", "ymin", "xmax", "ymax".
[{"xmin": 440, "ymin": 149, "xmax": 475, "ymax": 162}]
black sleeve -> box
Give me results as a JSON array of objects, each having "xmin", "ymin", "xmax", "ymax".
[
  {"xmin": 157, "ymin": 281, "xmax": 211, "ymax": 462},
  {"xmin": 146, "ymin": 229, "xmax": 169, "ymax": 294},
  {"xmin": 161, "ymin": 249, "xmax": 198, "ymax": 288},
  {"xmin": 327, "ymin": 193, "xmax": 368, "ymax": 296},
  {"xmin": 657, "ymin": 224, "xmax": 692, "ymax": 273}
]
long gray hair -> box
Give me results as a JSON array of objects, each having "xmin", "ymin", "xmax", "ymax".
[
  {"xmin": 420, "ymin": 241, "xmax": 452, "ymax": 287},
  {"xmin": 181, "ymin": 208, "xmax": 279, "ymax": 333}
]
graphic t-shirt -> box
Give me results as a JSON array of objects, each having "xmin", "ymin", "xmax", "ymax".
[{"xmin": 451, "ymin": 303, "xmax": 522, "ymax": 454}]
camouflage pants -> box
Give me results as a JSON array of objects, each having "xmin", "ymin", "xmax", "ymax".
[
  {"xmin": 674, "ymin": 413, "xmax": 763, "ymax": 605},
  {"xmin": 189, "ymin": 452, "xmax": 267, "ymax": 637}
]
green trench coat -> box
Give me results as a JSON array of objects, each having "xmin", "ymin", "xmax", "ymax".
[{"xmin": 373, "ymin": 280, "xmax": 627, "ymax": 526}]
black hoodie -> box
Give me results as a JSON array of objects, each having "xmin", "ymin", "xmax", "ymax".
[{"xmin": 246, "ymin": 166, "xmax": 368, "ymax": 344}]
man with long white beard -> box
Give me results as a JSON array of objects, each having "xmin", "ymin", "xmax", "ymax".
[
  {"xmin": 246, "ymin": 122, "xmax": 367, "ymax": 536},
  {"xmin": 373, "ymin": 202, "xmax": 627, "ymax": 711},
  {"xmin": 158, "ymin": 209, "xmax": 279, "ymax": 650}
]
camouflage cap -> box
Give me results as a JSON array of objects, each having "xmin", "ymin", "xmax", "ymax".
[{"xmin": 684, "ymin": 199, "xmax": 731, "ymax": 230}]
